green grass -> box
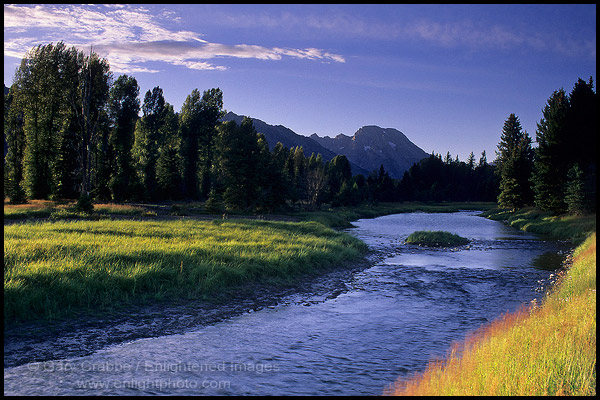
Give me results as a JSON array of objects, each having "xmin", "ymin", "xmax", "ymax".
[
  {"xmin": 388, "ymin": 233, "xmax": 596, "ymax": 396},
  {"xmin": 482, "ymin": 207, "xmax": 596, "ymax": 244},
  {"xmin": 405, "ymin": 230, "xmax": 470, "ymax": 247},
  {"xmin": 4, "ymin": 218, "xmax": 367, "ymax": 324}
]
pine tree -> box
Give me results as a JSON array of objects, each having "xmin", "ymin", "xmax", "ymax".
[
  {"xmin": 495, "ymin": 113, "xmax": 534, "ymax": 210},
  {"xmin": 564, "ymin": 164, "xmax": 586, "ymax": 216},
  {"xmin": 566, "ymin": 78, "xmax": 596, "ymax": 213},
  {"xmin": 531, "ymin": 90, "xmax": 570, "ymax": 213}
]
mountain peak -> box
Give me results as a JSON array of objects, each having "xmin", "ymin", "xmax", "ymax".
[{"xmin": 312, "ymin": 125, "xmax": 428, "ymax": 178}]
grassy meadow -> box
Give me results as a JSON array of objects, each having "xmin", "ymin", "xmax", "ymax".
[{"xmin": 4, "ymin": 218, "xmax": 367, "ymax": 323}]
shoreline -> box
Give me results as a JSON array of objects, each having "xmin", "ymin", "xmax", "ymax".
[{"xmin": 4, "ymin": 258, "xmax": 371, "ymax": 369}]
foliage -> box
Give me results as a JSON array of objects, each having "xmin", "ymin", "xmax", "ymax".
[
  {"xmin": 531, "ymin": 78, "xmax": 597, "ymax": 215},
  {"xmin": 495, "ymin": 113, "xmax": 534, "ymax": 210},
  {"xmin": 405, "ymin": 230, "xmax": 470, "ymax": 247},
  {"xmin": 4, "ymin": 43, "xmax": 594, "ymax": 216}
]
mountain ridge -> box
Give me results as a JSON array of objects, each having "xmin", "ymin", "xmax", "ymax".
[{"xmin": 222, "ymin": 111, "xmax": 428, "ymax": 178}]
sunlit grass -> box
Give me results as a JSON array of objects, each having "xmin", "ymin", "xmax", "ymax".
[
  {"xmin": 386, "ymin": 233, "xmax": 596, "ymax": 396},
  {"xmin": 4, "ymin": 219, "xmax": 367, "ymax": 323}
]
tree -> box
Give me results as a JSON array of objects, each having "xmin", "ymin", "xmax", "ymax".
[
  {"xmin": 214, "ymin": 118, "xmax": 262, "ymax": 211},
  {"xmin": 132, "ymin": 86, "xmax": 167, "ymax": 200},
  {"xmin": 531, "ymin": 89, "xmax": 570, "ymax": 213},
  {"xmin": 4, "ymin": 85, "xmax": 27, "ymax": 203},
  {"xmin": 306, "ymin": 153, "xmax": 327, "ymax": 209},
  {"xmin": 564, "ymin": 164, "xmax": 586, "ymax": 216},
  {"xmin": 495, "ymin": 114, "xmax": 534, "ymax": 210},
  {"xmin": 70, "ymin": 47, "xmax": 111, "ymax": 201},
  {"xmin": 326, "ymin": 154, "xmax": 352, "ymax": 203},
  {"xmin": 155, "ymin": 104, "xmax": 182, "ymax": 200},
  {"xmin": 566, "ymin": 77, "xmax": 596, "ymax": 213},
  {"xmin": 107, "ymin": 74, "xmax": 140, "ymax": 201},
  {"xmin": 179, "ymin": 88, "xmax": 224, "ymax": 199}
]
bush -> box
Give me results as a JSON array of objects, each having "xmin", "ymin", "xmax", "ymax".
[
  {"xmin": 74, "ymin": 193, "xmax": 94, "ymax": 214},
  {"xmin": 405, "ymin": 230, "xmax": 470, "ymax": 247}
]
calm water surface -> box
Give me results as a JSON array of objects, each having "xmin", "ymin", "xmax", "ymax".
[{"xmin": 3, "ymin": 211, "xmax": 568, "ymax": 395}]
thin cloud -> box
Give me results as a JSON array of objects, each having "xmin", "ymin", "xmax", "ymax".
[{"xmin": 3, "ymin": 4, "xmax": 345, "ymax": 74}]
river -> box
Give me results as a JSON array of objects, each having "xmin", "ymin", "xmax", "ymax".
[{"xmin": 3, "ymin": 211, "xmax": 569, "ymax": 395}]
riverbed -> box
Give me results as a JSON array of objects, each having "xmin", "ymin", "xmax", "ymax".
[{"xmin": 3, "ymin": 211, "xmax": 569, "ymax": 395}]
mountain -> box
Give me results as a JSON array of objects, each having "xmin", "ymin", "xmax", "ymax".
[
  {"xmin": 222, "ymin": 112, "xmax": 370, "ymax": 176},
  {"xmin": 310, "ymin": 126, "xmax": 429, "ymax": 179}
]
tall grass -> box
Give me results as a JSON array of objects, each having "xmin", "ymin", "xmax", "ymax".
[
  {"xmin": 4, "ymin": 219, "xmax": 367, "ymax": 323},
  {"xmin": 386, "ymin": 233, "xmax": 596, "ymax": 396}
]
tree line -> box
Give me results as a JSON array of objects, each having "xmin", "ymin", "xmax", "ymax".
[
  {"xmin": 7, "ymin": 43, "xmax": 593, "ymax": 215},
  {"xmin": 495, "ymin": 78, "xmax": 596, "ymax": 215},
  {"xmin": 4, "ymin": 42, "xmax": 500, "ymax": 213}
]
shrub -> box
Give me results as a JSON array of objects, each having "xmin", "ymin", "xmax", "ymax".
[{"xmin": 405, "ymin": 230, "xmax": 470, "ymax": 247}]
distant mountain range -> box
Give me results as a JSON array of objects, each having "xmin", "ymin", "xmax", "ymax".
[
  {"xmin": 311, "ymin": 126, "xmax": 429, "ymax": 179},
  {"xmin": 223, "ymin": 111, "xmax": 428, "ymax": 178}
]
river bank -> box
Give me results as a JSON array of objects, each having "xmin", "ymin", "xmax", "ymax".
[
  {"xmin": 5, "ymin": 210, "xmax": 565, "ymax": 395},
  {"xmin": 388, "ymin": 208, "xmax": 596, "ymax": 396}
]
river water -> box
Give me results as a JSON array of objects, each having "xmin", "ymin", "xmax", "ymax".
[{"xmin": 3, "ymin": 211, "xmax": 568, "ymax": 395}]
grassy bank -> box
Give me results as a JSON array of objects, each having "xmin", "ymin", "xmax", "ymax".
[
  {"xmin": 4, "ymin": 218, "xmax": 367, "ymax": 324},
  {"xmin": 482, "ymin": 207, "xmax": 596, "ymax": 245},
  {"xmin": 387, "ymin": 230, "xmax": 596, "ymax": 396}
]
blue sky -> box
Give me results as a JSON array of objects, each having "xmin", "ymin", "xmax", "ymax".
[{"xmin": 4, "ymin": 4, "xmax": 596, "ymax": 162}]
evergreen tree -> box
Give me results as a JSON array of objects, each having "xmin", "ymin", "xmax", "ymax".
[
  {"xmin": 564, "ymin": 164, "xmax": 586, "ymax": 216},
  {"xmin": 326, "ymin": 154, "xmax": 352, "ymax": 204},
  {"xmin": 531, "ymin": 89, "xmax": 570, "ymax": 213},
  {"xmin": 566, "ymin": 77, "xmax": 596, "ymax": 213},
  {"xmin": 495, "ymin": 114, "xmax": 534, "ymax": 210}
]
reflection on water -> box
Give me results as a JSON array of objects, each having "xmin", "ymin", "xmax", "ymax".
[{"xmin": 3, "ymin": 211, "xmax": 569, "ymax": 395}]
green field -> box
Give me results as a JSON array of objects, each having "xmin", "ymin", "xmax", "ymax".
[{"xmin": 4, "ymin": 218, "xmax": 367, "ymax": 323}]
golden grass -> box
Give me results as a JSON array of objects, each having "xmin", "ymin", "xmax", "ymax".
[{"xmin": 386, "ymin": 233, "xmax": 596, "ymax": 396}]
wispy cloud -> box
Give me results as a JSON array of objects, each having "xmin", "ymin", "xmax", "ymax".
[
  {"xmin": 3, "ymin": 4, "xmax": 345, "ymax": 73},
  {"xmin": 215, "ymin": 7, "xmax": 596, "ymax": 59}
]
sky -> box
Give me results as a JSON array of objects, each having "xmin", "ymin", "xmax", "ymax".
[{"xmin": 4, "ymin": 4, "xmax": 596, "ymax": 162}]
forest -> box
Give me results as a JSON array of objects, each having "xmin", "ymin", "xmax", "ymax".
[{"xmin": 3, "ymin": 42, "xmax": 596, "ymax": 216}]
